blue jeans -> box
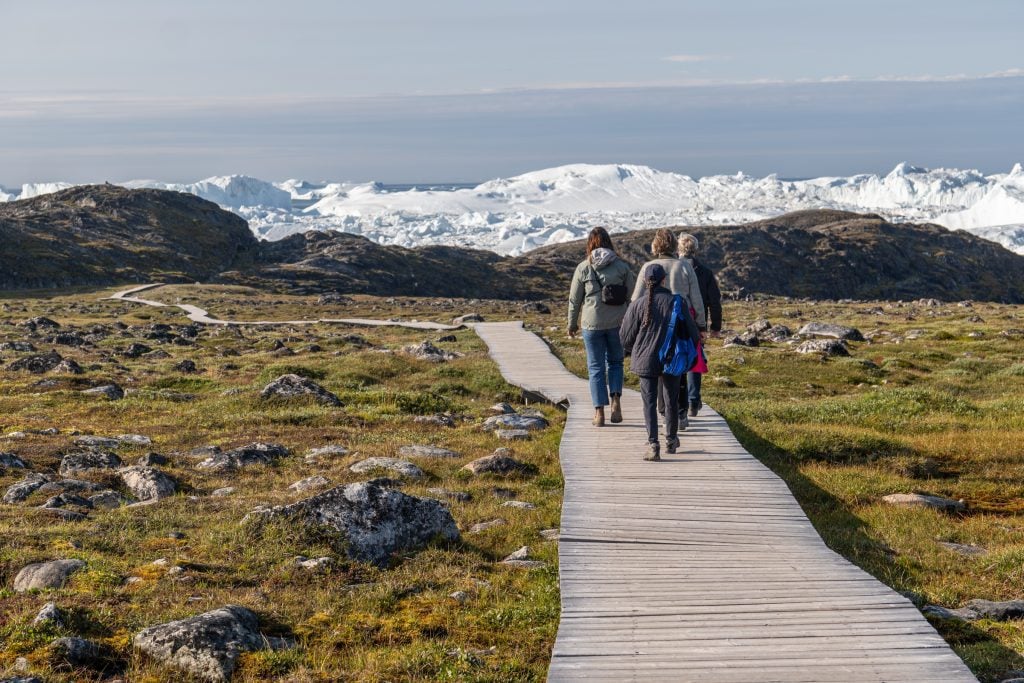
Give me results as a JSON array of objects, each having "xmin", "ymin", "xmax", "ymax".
[
  {"xmin": 582, "ymin": 327, "xmax": 624, "ymax": 407},
  {"xmin": 687, "ymin": 371, "xmax": 702, "ymax": 405}
]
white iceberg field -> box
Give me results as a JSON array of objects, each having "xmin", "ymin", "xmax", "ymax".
[{"xmin": 4, "ymin": 162, "xmax": 1024, "ymax": 256}]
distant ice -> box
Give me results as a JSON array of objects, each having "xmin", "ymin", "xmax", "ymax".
[{"xmin": 4, "ymin": 163, "xmax": 1024, "ymax": 255}]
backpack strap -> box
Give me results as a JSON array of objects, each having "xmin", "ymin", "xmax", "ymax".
[{"xmin": 658, "ymin": 295, "xmax": 683, "ymax": 364}]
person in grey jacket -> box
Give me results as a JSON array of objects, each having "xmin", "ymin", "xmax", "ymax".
[
  {"xmin": 567, "ymin": 227, "xmax": 636, "ymax": 427},
  {"xmin": 630, "ymin": 228, "xmax": 707, "ymax": 331},
  {"xmin": 620, "ymin": 263, "xmax": 701, "ymax": 461}
]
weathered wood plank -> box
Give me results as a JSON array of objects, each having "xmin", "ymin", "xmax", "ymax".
[{"xmin": 473, "ymin": 321, "xmax": 976, "ymax": 683}]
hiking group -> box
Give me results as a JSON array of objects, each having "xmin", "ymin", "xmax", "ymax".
[{"xmin": 567, "ymin": 227, "xmax": 722, "ymax": 461}]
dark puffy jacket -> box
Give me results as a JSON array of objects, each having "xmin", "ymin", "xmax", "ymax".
[
  {"xmin": 689, "ymin": 256, "xmax": 723, "ymax": 332},
  {"xmin": 619, "ymin": 286, "xmax": 701, "ymax": 377}
]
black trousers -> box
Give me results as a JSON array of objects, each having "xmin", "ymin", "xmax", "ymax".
[{"xmin": 639, "ymin": 374, "xmax": 682, "ymax": 444}]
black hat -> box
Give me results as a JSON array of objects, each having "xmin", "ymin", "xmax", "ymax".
[{"xmin": 645, "ymin": 263, "xmax": 667, "ymax": 284}]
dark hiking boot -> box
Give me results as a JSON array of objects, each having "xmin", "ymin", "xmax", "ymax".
[
  {"xmin": 666, "ymin": 436, "xmax": 680, "ymax": 454},
  {"xmin": 678, "ymin": 411, "xmax": 688, "ymax": 431},
  {"xmin": 643, "ymin": 443, "xmax": 661, "ymax": 461},
  {"xmin": 689, "ymin": 400, "xmax": 700, "ymax": 417},
  {"xmin": 609, "ymin": 394, "xmax": 623, "ymax": 423}
]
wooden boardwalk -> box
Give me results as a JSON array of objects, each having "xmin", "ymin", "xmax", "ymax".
[{"xmin": 474, "ymin": 321, "xmax": 975, "ymax": 683}]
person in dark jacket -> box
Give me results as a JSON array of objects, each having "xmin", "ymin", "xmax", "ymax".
[
  {"xmin": 678, "ymin": 233, "xmax": 722, "ymax": 416},
  {"xmin": 620, "ymin": 264, "xmax": 701, "ymax": 461}
]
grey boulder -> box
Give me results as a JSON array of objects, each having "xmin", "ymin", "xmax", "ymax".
[
  {"xmin": 4, "ymin": 474, "xmax": 51, "ymax": 503},
  {"xmin": 58, "ymin": 451, "xmax": 122, "ymax": 477},
  {"xmin": 482, "ymin": 414, "xmax": 548, "ymax": 432},
  {"xmin": 462, "ymin": 449, "xmax": 532, "ymax": 476},
  {"xmin": 260, "ymin": 374, "xmax": 342, "ymax": 407},
  {"xmin": 13, "ymin": 559, "xmax": 85, "ymax": 592},
  {"xmin": 195, "ymin": 443, "xmax": 289, "ymax": 472},
  {"xmin": 401, "ymin": 341, "xmax": 462, "ymax": 363},
  {"xmin": 33, "ymin": 602, "xmax": 66, "ymax": 627},
  {"xmin": 795, "ymin": 339, "xmax": 850, "ymax": 357},
  {"xmin": 120, "ymin": 466, "xmax": 177, "ymax": 501},
  {"xmin": 8, "ymin": 351, "xmax": 63, "ymax": 374},
  {"xmin": 797, "ymin": 322, "xmax": 865, "ymax": 342},
  {"xmin": 81, "ymin": 384, "xmax": 125, "ymax": 400},
  {"xmin": 250, "ymin": 480, "xmax": 459, "ymax": 567},
  {"xmin": 398, "ymin": 444, "xmax": 461, "ymax": 459},
  {"xmin": 49, "ymin": 637, "xmax": 104, "ymax": 668},
  {"xmin": 883, "ymin": 492, "xmax": 965, "ymax": 512},
  {"xmin": 0, "ymin": 452, "xmax": 27, "ymax": 469},
  {"xmin": 349, "ymin": 457, "xmax": 425, "ymax": 479},
  {"xmin": 133, "ymin": 605, "xmax": 269, "ymax": 682}
]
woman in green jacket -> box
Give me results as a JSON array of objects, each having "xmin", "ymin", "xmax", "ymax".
[{"xmin": 567, "ymin": 227, "xmax": 636, "ymax": 426}]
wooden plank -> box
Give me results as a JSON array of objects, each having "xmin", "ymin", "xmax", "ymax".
[{"xmin": 472, "ymin": 322, "xmax": 976, "ymax": 683}]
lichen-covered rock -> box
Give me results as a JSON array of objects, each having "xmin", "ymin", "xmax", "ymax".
[
  {"xmin": 724, "ymin": 332, "xmax": 760, "ymax": 347},
  {"xmin": 797, "ymin": 322, "xmax": 865, "ymax": 342},
  {"xmin": 122, "ymin": 342, "xmax": 152, "ymax": 358},
  {"xmin": 58, "ymin": 451, "xmax": 122, "ymax": 477},
  {"xmin": 120, "ymin": 466, "xmax": 177, "ymax": 501},
  {"xmin": 349, "ymin": 457, "xmax": 424, "ymax": 479},
  {"xmin": 452, "ymin": 314, "xmax": 483, "ymax": 325},
  {"xmin": 48, "ymin": 637, "xmax": 104, "ymax": 668},
  {"xmin": 13, "ymin": 559, "xmax": 85, "ymax": 592},
  {"xmin": 3, "ymin": 474, "xmax": 52, "ymax": 503},
  {"xmin": 89, "ymin": 490, "xmax": 132, "ymax": 509},
  {"xmin": 195, "ymin": 443, "xmax": 289, "ymax": 472},
  {"xmin": 883, "ymin": 492, "xmax": 965, "ymax": 512},
  {"xmin": 259, "ymin": 374, "xmax": 342, "ymax": 406},
  {"xmin": 133, "ymin": 605, "xmax": 269, "ymax": 682},
  {"xmin": 795, "ymin": 339, "xmax": 850, "ymax": 357},
  {"xmin": 0, "ymin": 452, "xmax": 27, "ymax": 469},
  {"xmin": 250, "ymin": 481, "xmax": 459, "ymax": 567},
  {"xmin": 401, "ymin": 341, "xmax": 462, "ymax": 363},
  {"xmin": 481, "ymin": 414, "xmax": 548, "ymax": 432},
  {"xmin": 763, "ymin": 324, "xmax": 793, "ymax": 342},
  {"xmin": 462, "ymin": 449, "xmax": 532, "ymax": 476},
  {"xmin": 52, "ymin": 359, "xmax": 84, "ymax": 375},
  {"xmin": 746, "ymin": 319, "xmax": 773, "ymax": 334},
  {"xmin": 22, "ymin": 316, "xmax": 61, "ymax": 331},
  {"xmin": 73, "ymin": 435, "xmax": 121, "ymax": 449},
  {"xmin": 33, "ymin": 602, "xmax": 66, "ymax": 627},
  {"xmin": 81, "ymin": 383, "xmax": 124, "ymax": 400},
  {"xmin": 427, "ymin": 488, "xmax": 471, "ymax": 502},
  {"xmin": 8, "ymin": 351, "xmax": 63, "ymax": 374},
  {"xmin": 288, "ymin": 475, "xmax": 331, "ymax": 493},
  {"xmin": 398, "ymin": 444, "xmax": 461, "ymax": 459},
  {"xmin": 0, "ymin": 341, "xmax": 37, "ymax": 352}
]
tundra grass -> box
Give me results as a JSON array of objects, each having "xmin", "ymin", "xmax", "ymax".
[
  {"xmin": 547, "ymin": 296, "xmax": 1024, "ymax": 682},
  {"xmin": 0, "ymin": 287, "xmax": 564, "ymax": 682}
]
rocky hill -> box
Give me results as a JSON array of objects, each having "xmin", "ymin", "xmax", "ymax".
[
  {"xmin": 3, "ymin": 187, "xmax": 1024, "ymax": 302},
  {"xmin": 514, "ymin": 210, "xmax": 1024, "ymax": 303},
  {"xmin": 0, "ymin": 185, "xmax": 258, "ymax": 290}
]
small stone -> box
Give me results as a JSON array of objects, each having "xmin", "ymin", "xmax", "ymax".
[
  {"xmin": 211, "ymin": 487, "xmax": 235, "ymax": 497},
  {"xmin": 305, "ymin": 445, "xmax": 349, "ymax": 461},
  {"xmin": 293, "ymin": 556, "xmax": 333, "ymax": 571},
  {"xmin": 489, "ymin": 402, "xmax": 516, "ymax": 415},
  {"xmin": 0, "ymin": 452, "xmax": 27, "ymax": 469},
  {"xmin": 73, "ymin": 435, "xmax": 122, "ymax": 449},
  {"xmin": 401, "ymin": 341, "xmax": 462, "ymax": 363},
  {"xmin": 289, "ymin": 475, "xmax": 331, "ymax": 493},
  {"xmin": 452, "ymin": 313, "xmax": 484, "ymax": 325},
  {"xmin": 883, "ymin": 493, "xmax": 965, "ymax": 512},
  {"xmin": 89, "ymin": 490, "xmax": 130, "ymax": 509},
  {"xmin": 13, "ymin": 559, "xmax": 86, "ymax": 592},
  {"xmin": 503, "ymin": 546, "xmax": 531, "ymax": 562},
  {"xmin": 436, "ymin": 334, "xmax": 457, "ymax": 343},
  {"xmin": 49, "ymin": 637, "xmax": 104, "ymax": 668},
  {"xmin": 496, "ymin": 429, "xmax": 531, "ymax": 441},
  {"xmin": 168, "ymin": 531, "xmax": 186, "ymax": 540},
  {"xmin": 468, "ymin": 519, "xmax": 506, "ymax": 534},
  {"xmin": 413, "ymin": 414, "xmax": 456, "ymax": 427},
  {"xmin": 747, "ymin": 319, "xmax": 773, "ymax": 334},
  {"xmin": 521, "ymin": 302, "xmax": 551, "ymax": 314},
  {"xmin": 501, "ymin": 500, "xmax": 537, "ymax": 510},
  {"xmin": 349, "ymin": 457, "xmax": 424, "ymax": 479},
  {"xmin": 33, "ymin": 602, "xmax": 66, "ymax": 627},
  {"xmin": 398, "ymin": 444, "xmax": 461, "ymax": 459},
  {"xmin": 137, "ymin": 452, "xmax": 168, "ymax": 466},
  {"xmin": 540, "ymin": 528, "xmax": 560, "ymax": 541},
  {"xmin": 122, "ymin": 342, "xmax": 152, "ymax": 358},
  {"xmin": 937, "ymin": 541, "xmax": 986, "ymax": 556},
  {"xmin": 501, "ymin": 559, "xmax": 546, "ymax": 569},
  {"xmin": 449, "ymin": 590, "xmax": 470, "ymax": 603},
  {"xmin": 713, "ymin": 375, "xmax": 737, "ymax": 387},
  {"xmin": 53, "ymin": 359, "xmax": 84, "ymax": 375},
  {"xmin": 427, "ymin": 488, "xmax": 472, "ymax": 502}
]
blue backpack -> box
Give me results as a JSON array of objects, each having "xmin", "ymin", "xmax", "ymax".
[{"xmin": 658, "ymin": 295, "xmax": 697, "ymax": 377}]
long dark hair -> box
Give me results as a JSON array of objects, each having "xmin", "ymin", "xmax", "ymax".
[{"xmin": 586, "ymin": 226, "xmax": 615, "ymax": 260}]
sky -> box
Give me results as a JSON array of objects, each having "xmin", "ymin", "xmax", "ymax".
[{"xmin": 1, "ymin": 0, "xmax": 1022, "ymax": 184}]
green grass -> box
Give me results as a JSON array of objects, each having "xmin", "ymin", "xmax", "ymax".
[
  {"xmin": 0, "ymin": 285, "xmax": 564, "ymax": 682},
  {"xmin": 546, "ymin": 297, "xmax": 1024, "ymax": 682}
]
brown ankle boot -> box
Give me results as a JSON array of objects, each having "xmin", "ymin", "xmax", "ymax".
[
  {"xmin": 593, "ymin": 407, "xmax": 605, "ymax": 427},
  {"xmin": 609, "ymin": 394, "xmax": 622, "ymax": 423}
]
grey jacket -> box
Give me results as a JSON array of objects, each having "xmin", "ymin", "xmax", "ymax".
[
  {"xmin": 567, "ymin": 249, "xmax": 636, "ymax": 332},
  {"xmin": 620, "ymin": 286, "xmax": 701, "ymax": 377},
  {"xmin": 630, "ymin": 256, "xmax": 707, "ymax": 330}
]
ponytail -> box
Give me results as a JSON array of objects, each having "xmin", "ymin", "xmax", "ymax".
[{"xmin": 642, "ymin": 279, "xmax": 656, "ymax": 328}]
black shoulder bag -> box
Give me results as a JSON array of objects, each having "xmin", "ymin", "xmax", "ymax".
[{"xmin": 589, "ymin": 266, "xmax": 628, "ymax": 306}]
